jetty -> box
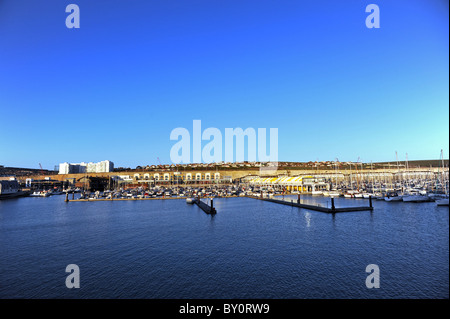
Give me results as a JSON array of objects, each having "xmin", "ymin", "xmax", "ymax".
[
  {"xmin": 192, "ymin": 198, "xmax": 217, "ymax": 215},
  {"xmin": 65, "ymin": 191, "xmax": 371, "ymax": 214},
  {"xmin": 248, "ymin": 195, "xmax": 373, "ymax": 213}
]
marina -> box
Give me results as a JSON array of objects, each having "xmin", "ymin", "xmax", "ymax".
[
  {"xmin": 1, "ymin": 0, "xmax": 448, "ymax": 304},
  {"xmin": 2, "ymin": 172, "xmax": 448, "ymax": 207}
]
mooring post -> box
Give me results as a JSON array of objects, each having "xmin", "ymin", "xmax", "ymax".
[
  {"xmin": 65, "ymin": 192, "xmax": 69, "ymax": 202},
  {"xmin": 72, "ymin": 192, "xmax": 74, "ymax": 200},
  {"xmin": 211, "ymin": 199, "xmax": 213, "ymax": 210},
  {"xmin": 297, "ymin": 194, "xmax": 300, "ymax": 204},
  {"xmin": 331, "ymin": 197, "xmax": 335, "ymax": 211},
  {"xmin": 369, "ymin": 196, "xmax": 372, "ymax": 208}
]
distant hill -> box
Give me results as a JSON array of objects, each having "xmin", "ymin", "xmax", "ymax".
[
  {"xmin": 0, "ymin": 166, "xmax": 56, "ymax": 177},
  {"xmin": 374, "ymin": 159, "xmax": 449, "ymax": 168}
]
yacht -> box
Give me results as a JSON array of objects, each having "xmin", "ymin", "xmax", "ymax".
[
  {"xmin": 329, "ymin": 191, "xmax": 340, "ymax": 197},
  {"xmin": 385, "ymin": 195, "xmax": 403, "ymax": 202},
  {"xmin": 384, "ymin": 192, "xmax": 402, "ymax": 202},
  {"xmin": 30, "ymin": 191, "xmax": 50, "ymax": 197}
]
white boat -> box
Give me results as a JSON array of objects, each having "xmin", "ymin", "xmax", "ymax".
[
  {"xmin": 385, "ymin": 196, "xmax": 402, "ymax": 202},
  {"xmin": 435, "ymin": 150, "xmax": 449, "ymax": 207},
  {"xmin": 30, "ymin": 191, "xmax": 50, "ymax": 197},
  {"xmin": 344, "ymin": 194, "xmax": 353, "ymax": 198},
  {"xmin": 436, "ymin": 198, "xmax": 449, "ymax": 206},
  {"xmin": 329, "ymin": 191, "xmax": 340, "ymax": 197},
  {"xmin": 186, "ymin": 198, "xmax": 195, "ymax": 204},
  {"xmin": 311, "ymin": 191, "xmax": 323, "ymax": 196},
  {"xmin": 354, "ymin": 193, "xmax": 363, "ymax": 198}
]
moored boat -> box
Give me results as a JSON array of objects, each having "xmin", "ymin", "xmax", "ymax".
[
  {"xmin": 30, "ymin": 190, "xmax": 51, "ymax": 197},
  {"xmin": 329, "ymin": 191, "xmax": 340, "ymax": 197},
  {"xmin": 385, "ymin": 196, "xmax": 403, "ymax": 202}
]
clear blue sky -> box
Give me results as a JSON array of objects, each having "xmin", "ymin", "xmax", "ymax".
[{"xmin": 0, "ymin": 0, "xmax": 448, "ymax": 169}]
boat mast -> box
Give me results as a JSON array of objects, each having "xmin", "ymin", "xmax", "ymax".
[
  {"xmin": 441, "ymin": 149, "xmax": 448, "ymax": 196},
  {"xmin": 356, "ymin": 157, "xmax": 360, "ymax": 191},
  {"xmin": 335, "ymin": 158, "xmax": 339, "ymax": 190},
  {"xmin": 405, "ymin": 153, "xmax": 409, "ymax": 191},
  {"xmin": 396, "ymin": 151, "xmax": 402, "ymax": 194},
  {"xmin": 349, "ymin": 162, "xmax": 353, "ymax": 191},
  {"xmin": 370, "ymin": 160, "xmax": 375, "ymax": 193}
]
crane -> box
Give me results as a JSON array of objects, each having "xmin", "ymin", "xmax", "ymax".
[{"xmin": 39, "ymin": 163, "xmax": 44, "ymax": 176}]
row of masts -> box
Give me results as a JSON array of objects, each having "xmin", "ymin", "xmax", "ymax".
[{"xmin": 329, "ymin": 150, "xmax": 448, "ymax": 195}]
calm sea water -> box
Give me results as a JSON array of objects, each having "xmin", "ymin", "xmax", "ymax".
[{"xmin": 0, "ymin": 195, "xmax": 448, "ymax": 299}]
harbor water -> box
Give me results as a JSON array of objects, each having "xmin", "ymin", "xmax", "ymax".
[{"xmin": 0, "ymin": 195, "xmax": 448, "ymax": 298}]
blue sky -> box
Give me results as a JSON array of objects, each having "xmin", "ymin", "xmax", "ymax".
[{"xmin": 0, "ymin": 0, "xmax": 448, "ymax": 169}]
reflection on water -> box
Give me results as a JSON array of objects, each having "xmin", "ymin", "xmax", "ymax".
[{"xmin": 305, "ymin": 212, "xmax": 311, "ymax": 228}]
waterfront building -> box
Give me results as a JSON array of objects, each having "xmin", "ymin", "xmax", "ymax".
[
  {"xmin": 249, "ymin": 175, "xmax": 330, "ymax": 193},
  {"xmin": 59, "ymin": 160, "xmax": 114, "ymax": 174},
  {"xmin": 111, "ymin": 171, "xmax": 226, "ymax": 187}
]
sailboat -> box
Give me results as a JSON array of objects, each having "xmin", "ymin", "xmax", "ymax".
[
  {"xmin": 436, "ymin": 149, "xmax": 449, "ymax": 206},
  {"xmin": 362, "ymin": 161, "xmax": 374, "ymax": 198},
  {"xmin": 402, "ymin": 153, "xmax": 429, "ymax": 202},
  {"xmin": 385, "ymin": 152, "xmax": 403, "ymax": 202},
  {"xmin": 384, "ymin": 193, "xmax": 403, "ymax": 202},
  {"xmin": 327, "ymin": 159, "xmax": 341, "ymax": 197}
]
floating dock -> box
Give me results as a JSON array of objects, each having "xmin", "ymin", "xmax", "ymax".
[
  {"xmin": 192, "ymin": 198, "xmax": 217, "ymax": 215},
  {"xmin": 248, "ymin": 195, "xmax": 373, "ymax": 213}
]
